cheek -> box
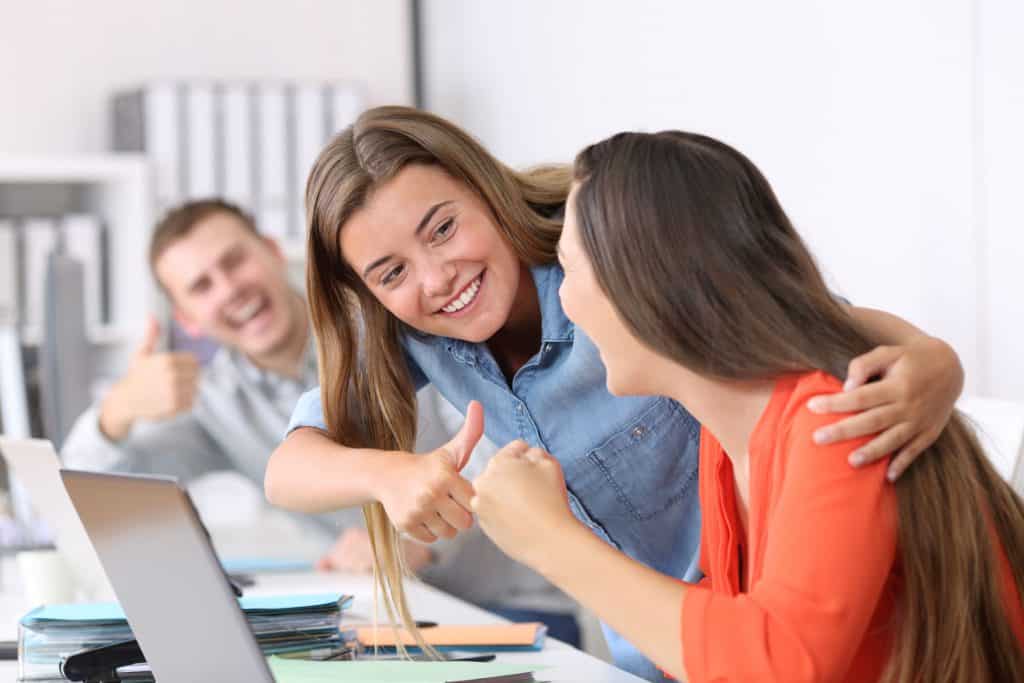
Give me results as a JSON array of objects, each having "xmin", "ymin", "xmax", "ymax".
[
  {"xmin": 558, "ymin": 280, "xmax": 581, "ymax": 325},
  {"xmin": 378, "ymin": 287, "xmax": 423, "ymax": 323}
]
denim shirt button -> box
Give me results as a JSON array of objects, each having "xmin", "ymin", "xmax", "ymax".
[
  {"xmin": 631, "ymin": 425, "xmax": 646, "ymax": 439},
  {"xmin": 516, "ymin": 404, "xmax": 524, "ymax": 414}
]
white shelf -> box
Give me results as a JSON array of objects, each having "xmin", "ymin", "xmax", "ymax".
[
  {"xmin": 20, "ymin": 324, "xmax": 138, "ymax": 348},
  {"xmin": 0, "ymin": 155, "xmax": 149, "ymax": 183}
]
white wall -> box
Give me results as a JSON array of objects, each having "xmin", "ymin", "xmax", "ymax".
[
  {"xmin": 423, "ymin": 0, "xmax": 1023, "ymax": 399},
  {"xmin": 979, "ymin": 0, "xmax": 1024, "ymax": 399},
  {"xmin": 0, "ymin": 0, "xmax": 413, "ymax": 155}
]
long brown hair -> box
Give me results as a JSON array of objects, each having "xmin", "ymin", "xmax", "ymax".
[
  {"xmin": 304, "ymin": 106, "xmax": 570, "ymax": 644},
  {"xmin": 573, "ymin": 131, "xmax": 1024, "ymax": 682}
]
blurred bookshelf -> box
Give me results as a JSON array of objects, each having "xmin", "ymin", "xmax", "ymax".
[{"xmin": 0, "ymin": 155, "xmax": 154, "ymax": 348}]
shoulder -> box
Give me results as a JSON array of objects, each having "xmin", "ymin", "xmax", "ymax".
[{"xmin": 773, "ymin": 371, "xmax": 873, "ymax": 465}]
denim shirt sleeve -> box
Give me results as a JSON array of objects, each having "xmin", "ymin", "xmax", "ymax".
[
  {"xmin": 284, "ymin": 352, "xmax": 428, "ymax": 438},
  {"xmin": 285, "ymin": 387, "xmax": 328, "ymax": 435}
]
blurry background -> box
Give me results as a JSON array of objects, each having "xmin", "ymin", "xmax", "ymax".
[{"xmin": 0, "ymin": 0, "xmax": 1019, "ymax": 403}]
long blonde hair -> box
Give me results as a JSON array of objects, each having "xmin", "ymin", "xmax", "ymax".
[
  {"xmin": 573, "ymin": 130, "xmax": 1024, "ymax": 681},
  {"xmin": 304, "ymin": 106, "xmax": 570, "ymax": 646}
]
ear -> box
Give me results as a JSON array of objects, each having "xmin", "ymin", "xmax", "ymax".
[{"xmin": 172, "ymin": 307, "xmax": 204, "ymax": 338}]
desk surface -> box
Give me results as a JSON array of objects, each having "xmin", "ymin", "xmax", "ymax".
[{"xmin": 0, "ymin": 569, "xmax": 644, "ymax": 682}]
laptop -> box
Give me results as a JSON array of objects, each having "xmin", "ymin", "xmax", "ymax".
[
  {"xmin": 61, "ymin": 470, "xmax": 274, "ymax": 683},
  {"xmin": 0, "ymin": 437, "xmax": 114, "ymax": 599}
]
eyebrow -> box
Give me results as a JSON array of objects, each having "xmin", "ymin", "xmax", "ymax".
[
  {"xmin": 186, "ymin": 244, "xmax": 246, "ymax": 292},
  {"xmin": 362, "ymin": 200, "xmax": 454, "ymax": 278}
]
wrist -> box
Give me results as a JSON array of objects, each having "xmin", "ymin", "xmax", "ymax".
[
  {"xmin": 532, "ymin": 516, "xmax": 593, "ymax": 580},
  {"xmin": 98, "ymin": 383, "xmax": 135, "ymax": 441},
  {"xmin": 364, "ymin": 449, "xmax": 418, "ymax": 503}
]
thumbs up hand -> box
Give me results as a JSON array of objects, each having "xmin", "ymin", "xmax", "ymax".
[
  {"xmin": 377, "ymin": 401, "xmax": 484, "ymax": 543},
  {"xmin": 98, "ymin": 315, "xmax": 201, "ymax": 441}
]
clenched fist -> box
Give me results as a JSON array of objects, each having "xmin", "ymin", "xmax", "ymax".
[{"xmin": 471, "ymin": 440, "xmax": 580, "ymax": 570}]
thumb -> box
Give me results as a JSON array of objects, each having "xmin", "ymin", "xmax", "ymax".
[
  {"xmin": 441, "ymin": 400, "xmax": 484, "ymax": 472},
  {"xmin": 136, "ymin": 314, "xmax": 162, "ymax": 357},
  {"xmin": 844, "ymin": 345, "xmax": 899, "ymax": 392}
]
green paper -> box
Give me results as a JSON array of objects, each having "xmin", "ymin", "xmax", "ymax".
[{"xmin": 267, "ymin": 657, "xmax": 541, "ymax": 683}]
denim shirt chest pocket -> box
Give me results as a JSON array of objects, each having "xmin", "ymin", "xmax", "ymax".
[{"xmin": 558, "ymin": 396, "xmax": 702, "ymax": 572}]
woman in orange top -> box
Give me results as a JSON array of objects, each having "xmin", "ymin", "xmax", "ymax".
[{"xmin": 471, "ymin": 131, "xmax": 1024, "ymax": 682}]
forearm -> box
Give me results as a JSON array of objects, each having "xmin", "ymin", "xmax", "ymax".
[
  {"xmin": 264, "ymin": 427, "xmax": 400, "ymax": 514},
  {"xmin": 61, "ymin": 405, "xmax": 132, "ymax": 471},
  {"xmin": 847, "ymin": 305, "xmax": 963, "ymax": 393},
  {"xmin": 847, "ymin": 305, "xmax": 928, "ymax": 345},
  {"xmin": 98, "ymin": 380, "xmax": 139, "ymax": 441},
  {"xmin": 536, "ymin": 522, "xmax": 689, "ymax": 681}
]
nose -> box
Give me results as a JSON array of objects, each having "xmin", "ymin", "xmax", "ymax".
[
  {"xmin": 422, "ymin": 258, "xmax": 457, "ymax": 299},
  {"xmin": 211, "ymin": 268, "xmax": 243, "ymax": 306}
]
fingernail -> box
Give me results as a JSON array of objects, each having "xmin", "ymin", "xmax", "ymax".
[
  {"xmin": 843, "ymin": 380, "xmax": 855, "ymax": 392},
  {"xmin": 849, "ymin": 452, "xmax": 865, "ymax": 466},
  {"xmin": 813, "ymin": 429, "xmax": 831, "ymax": 444},
  {"xmin": 887, "ymin": 466, "xmax": 899, "ymax": 482},
  {"xmin": 807, "ymin": 398, "xmax": 825, "ymax": 413}
]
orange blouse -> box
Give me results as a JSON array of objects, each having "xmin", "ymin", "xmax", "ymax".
[{"xmin": 681, "ymin": 371, "xmax": 1024, "ymax": 682}]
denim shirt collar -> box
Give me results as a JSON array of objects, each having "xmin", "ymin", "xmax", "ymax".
[{"xmin": 532, "ymin": 262, "xmax": 574, "ymax": 344}]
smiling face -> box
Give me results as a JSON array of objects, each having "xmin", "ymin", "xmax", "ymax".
[
  {"xmin": 340, "ymin": 163, "xmax": 525, "ymax": 343},
  {"xmin": 558, "ymin": 184, "xmax": 670, "ymax": 396},
  {"xmin": 155, "ymin": 211, "xmax": 302, "ymax": 361}
]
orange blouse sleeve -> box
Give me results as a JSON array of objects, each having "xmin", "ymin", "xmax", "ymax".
[{"xmin": 682, "ymin": 400, "xmax": 898, "ymax": 682}]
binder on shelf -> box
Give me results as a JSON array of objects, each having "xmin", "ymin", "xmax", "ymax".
[
  {"xmin": 19, "ymin": 217, "xmax": 58, "ymax": 338},
  {"xmin": 110, "ymin": 79, "xmax": 366, "ymax": 250},
  {"xmin": 185, "ymin": 82, "xmax": 218, "ymax": 197},
  {"xmin": 0, "ymin": 219, "xmax": 17, "ymax": 325},
  {"xmin": 329, "ymin": 84, "xmax": 363, "ymax": 136},
  {"xmin": 256, "ymin": 83, "xmax": 291, "ymax": 239},
  {"xmin": 222, "ymin": 83, "xmax": 255, "ymax": 210},
  {"xmin": 293, "ymin": 84, "xmax": 327, "ymax": 240},
  {"xmin": 112, "ymin": 83, "xmax": 181, "ymax": 209},
  {"xmin": 61, "ymin": 214, "xmax": 107, "ymax": 327}
]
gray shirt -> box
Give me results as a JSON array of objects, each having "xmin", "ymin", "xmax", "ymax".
[{"xmin": 61, "ymin": 343, "xmax": 356, "ymax": 537}]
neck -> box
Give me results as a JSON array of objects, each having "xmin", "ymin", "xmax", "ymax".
[
  {"xmin": 487, "ymin": 262, "xmax": 542, "ymax": 376},
  {"xmin": 247, "ymin": 292, "xmax": 310, "ymax": 379},
  {"xmin": 654, "ymin": 361, "xmax": 775, "ymax": 462}
]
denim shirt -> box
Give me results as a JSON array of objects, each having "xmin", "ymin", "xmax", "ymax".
[{"xmin": 288, "ymin": 263, "xmax": 703, "ymax": 681}]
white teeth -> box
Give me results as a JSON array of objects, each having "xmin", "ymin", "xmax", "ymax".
[
  {"xmin": 227, "ymin": 298, "xmax": 264, "ymax": 324},
  {"xmin": 442, "ymin": 277, "xmax": 481, "ymax": 314}
]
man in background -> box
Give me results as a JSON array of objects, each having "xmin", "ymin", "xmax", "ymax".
[{"xmin": 61, "ymin": 199, "xmax": 580, "ymax": 645}]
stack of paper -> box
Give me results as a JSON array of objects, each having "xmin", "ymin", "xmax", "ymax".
[
  {"xmin": 356, "ymin": 623, "xmax": 547, "ymax": 653},
  {"xmin": 268, "ymin": 658, "xmax": 543, "ymax": 683},
  {"xmin": 18, "ymin": 593, "xmax": 351, "ymax": 681}
]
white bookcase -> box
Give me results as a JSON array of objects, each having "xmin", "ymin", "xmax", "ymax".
[{"xmin": 0, "ymin": 155, "xmax": 154, "ymax": 349}]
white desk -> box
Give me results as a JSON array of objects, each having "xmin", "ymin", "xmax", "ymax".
[{"xmin": 0, "ymin": 569, "xmax": 644, "ymax": 682}]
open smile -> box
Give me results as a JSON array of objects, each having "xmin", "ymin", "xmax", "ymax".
[{"xmin": 437, "ymin": 271, "xmax": 485, "ymax": 316}]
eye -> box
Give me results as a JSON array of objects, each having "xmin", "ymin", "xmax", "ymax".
[
  {"xmin": 190, "ymin": 277, "xmax": 211, "ymax": 295},
  {"xmin": 381, "ymin": 263, "xmax": 405, "ymax": 286},
  {"xmin": 430, "ymin": 218, "xmax": 456, "ymax": 244}
]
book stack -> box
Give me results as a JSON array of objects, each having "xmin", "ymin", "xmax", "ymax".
[{"xmin": 17, "ymin": 592, "xmax": 352, "ymax": 681}]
